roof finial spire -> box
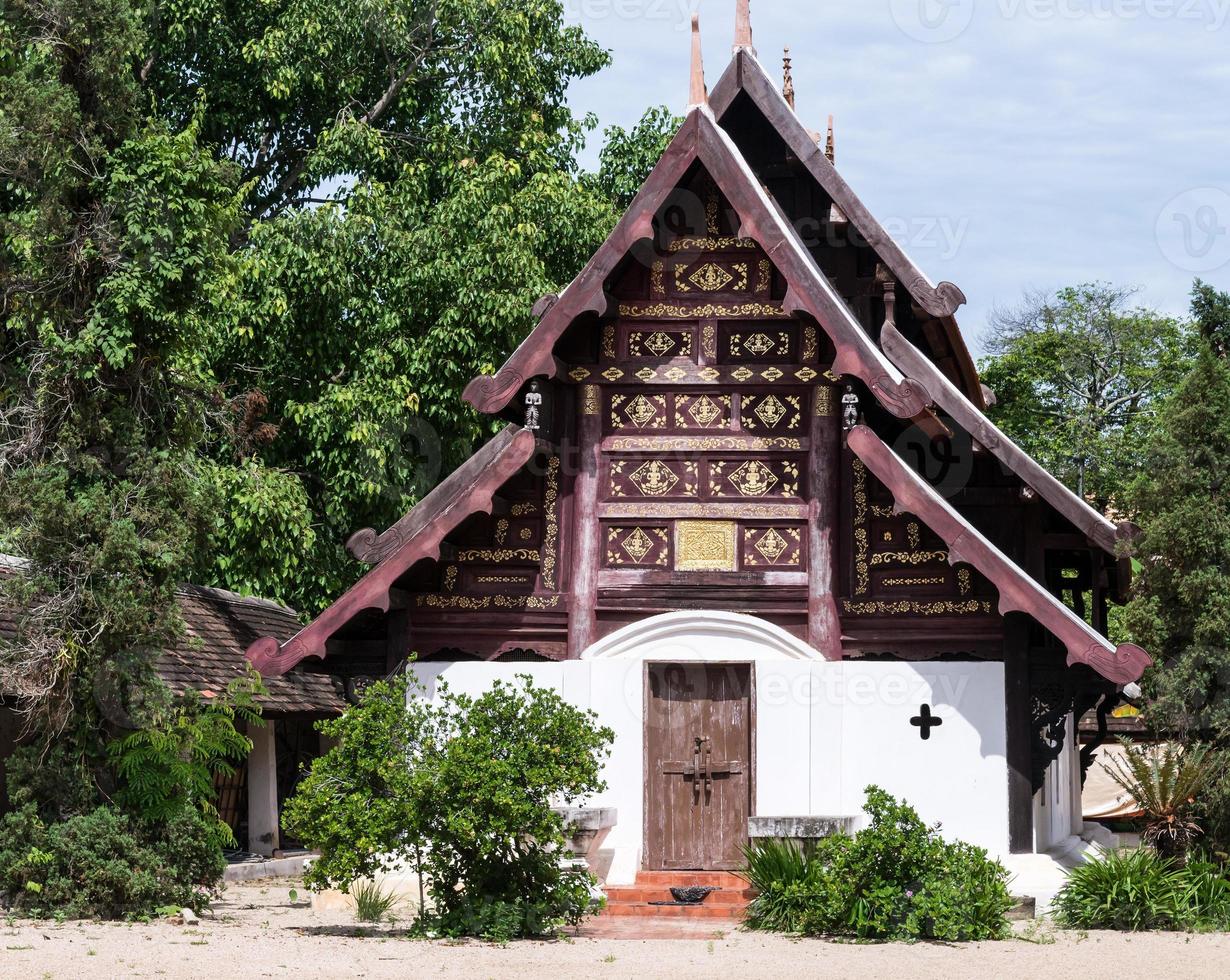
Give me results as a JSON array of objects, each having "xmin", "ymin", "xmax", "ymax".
[
  {"xmin": 782, "ymin": 47, "xmax": 795, "ymax": 109},
  {"xmin": 689, "ymin": 14, "xmax": 708, "ymax": 110},
  {"xmin": 826, "ymin": 114, "xmax": 836, "ymax": 164},
  {"xmin": 734, "ymin": 0, "xmax": 755, "ymax": 53}
]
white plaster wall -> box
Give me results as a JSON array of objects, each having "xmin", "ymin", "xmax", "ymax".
[
  {"xmin": 1034, "ymin": 713, "xmax": 1083, "ymax": 853},
  {"xmin": 408, "ymin": 614, "xmax": 1012, "ymax": 884}
]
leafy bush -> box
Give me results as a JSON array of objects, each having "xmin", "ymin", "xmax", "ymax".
[
  {"xmin": 0, "ymin": 804, "xmax": 225, "ymax": 919},
  {"xmin": 742, "ymin": 787, "xmax": 1013, "ymax": 942},
  {"xmin": 106, "ymin": 679, "xmax": 261, "ymax": 843},
  {"xmin": 1054, "ymin": 848, "xmax": 1230, "ymax": 931},
  {"xmin": 285, "ymin": 672, "xmax": 614, "ymax": 940}
]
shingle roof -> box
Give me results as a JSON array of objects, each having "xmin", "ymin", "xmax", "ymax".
[
  {"xmin": 0, "ymin": 559, "xmax": 346, "ymax": 716},
  {"xmin": 167, "ymin": 585, "xmax": 347, "ymax": 716}
]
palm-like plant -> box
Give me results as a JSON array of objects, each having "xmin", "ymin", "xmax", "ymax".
[{"xmin": 1105, "ymin": 738, "xmax": 1219, "ymax": 861}]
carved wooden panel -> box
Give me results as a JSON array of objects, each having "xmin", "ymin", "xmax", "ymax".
[
  {"xmin": 605, "ymin": 525, "xmax": 671, "ymax": 568},
  {"xmin": 742, "ymin": 525, "xmax": 805, "ymax": 568},
  {"xmin": 609, "ymin": 392, "xmax": 669, "ymax": 430},
  {"xmin": 627, "ymin": 327, "xmax": 696, "ymax": 360},
  {"xmin": 674, "ymin": 393, "xmax": 733, "ymax": 430},
  {"xmin": 675, "ymin": 521, "xmax": 739, "ymax": 572},
  {"xmin": 708, "ymin": 458, "xmax": 803, "ymax": 499},
  {"xmin": 741, "ymin": 392, "xmax": 805, "ymax": 432},
  {"xmin": 723, "ymin": 325, "xmax": 797, "ymax": 363},
  {"xmin": 609, "ymin": 458, "xmax": 701, "ymax": 499}
]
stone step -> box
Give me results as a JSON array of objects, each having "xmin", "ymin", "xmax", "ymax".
[
  {"xmin": 1008, "ymin": 896, "xmax": 1037, "ymax": 921},
  {"xmin": 604, "ymin": 886, "xmax": 753, "ymax": 906},
  {"xmin": 630, "ymin": 870, "xmax": 748, "ymax": 888},
  {"xmin": 599, "ymin": 902, "xmax": 745, "ymax": 920}
]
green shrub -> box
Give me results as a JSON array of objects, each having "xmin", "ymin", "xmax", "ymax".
[
  {"xmin": 285, "ymin": 672, "xmax": 614, "ymax": 940},
  {"xmin": 742, "ymin": 787, "xmax": 1013, "ymax": 942},
  {"xmin": 0, "ymin": 804, "xmax": 225, "ymax": 919},
  {"xmin": 1054, "ymin": 848, "xmax": 1230, "ymax": 931}
]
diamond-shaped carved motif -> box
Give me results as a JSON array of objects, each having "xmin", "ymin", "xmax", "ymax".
[
  {"xmin": 698, "ymin": 368, "xmax": 721, "ymax": 382},
  {"xmin": 664, "ymin": 367, "xmax": 688, "ymax": 382},
  {"xmin": 731, "ymin": 367, "xmax": 754, "ymax": 382},
  {"xmin": 635, "ymin": 368, "xmax": 657, "ymax": 382},
  {"xmin": 625, "ymin": 395, "xmax": 660, "ymax": 427},
  {"xmin": 761, "ymin": 368, "xmax": 784, "ymax": 382},
  {"xmin": 643, "ymin": 332, "xmax": 676, "ymax": 356},
  {"xmin": 728, "ymin": 461, "xmax": 779, "ymax": 497},
  {"xmin": 689, "ymin": 263, "xmax": 735, "ymax": 292},
  {"xmin": 621, "ymin": 528, "xmax": 655, "ymax": 563},
  {"xmin": 629, "ymin": 460, "xmax": 679, "ymax": 496},
  {"xmin": 754, "ymin": 529, "xmax": 790, "ymax": 564},
  {"xmin": 753, "ymin": 395, "xmax": 789, "ymax": 428},
  {"xmin": 687, "ymin": 396, "xmax": 724, "ymax": 428},
  {"xmin": 743, "ymin": 333, "xmax": 777, "ymax": 357}
]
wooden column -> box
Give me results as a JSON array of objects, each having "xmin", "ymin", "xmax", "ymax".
[
  {"xmin": 385, "ymin": 607, "xmax": 411, "ymax": 675},
  {"xmin": 808, "ymin": 384, "xmax": 843, "ymax": 659},
  {"xmin": 247, "ymin": 719, "xmax": 280, "ymax": 857},
  {"xmin": 568, "ymin": 385, "xmax": 603, "ymax": 657},
  {"xmin": 1005, "ymin": 613, "xmax": 1035, "ymax": 854}
]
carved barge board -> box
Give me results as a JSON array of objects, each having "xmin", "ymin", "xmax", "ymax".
[
  {"xmin": 846, "ymin": 425, "xmax": 1150, "ymax": 685},
  {"xmin": 464, "ymin": 109, "xmax": 941, "ymax": 433},
  {"xmin": 246, "ymin": 426, "xmax": 539, "ymax": 676},
  {"xmin": 879, "ymin": 321, "xmax": 1132, "ymax": 558},
  {"xmin": 709, "ymin": 49, "xmax": 982, "ymax": 406},
  {"xmin": 347, "ymin": 424, "xmax": 534, "ymax": 565}
]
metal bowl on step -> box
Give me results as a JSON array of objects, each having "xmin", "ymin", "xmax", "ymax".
[{"xmin": 670, "ymin": 886, "xmax": 716, "ymax": 905}]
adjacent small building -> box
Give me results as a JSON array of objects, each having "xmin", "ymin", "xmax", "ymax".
[{"xmin": 0, "ymin": 557, "xmax": 347, "ymax": 858}]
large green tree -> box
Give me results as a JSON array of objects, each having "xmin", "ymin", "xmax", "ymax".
[
  {"xmin": 979, "ymin": 283, "xmax": 1194, "ymax": 511},
  {"xmin": 1126, "ymin": 281, "xmax": 1230, "ymax": 737},
  {"xmin": 1, "ymin": 1, "xmax": 674, "ymax": 761}
]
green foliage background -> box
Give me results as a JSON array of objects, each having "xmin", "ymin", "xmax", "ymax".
[{"xmin": 0, "ymin": 1, "xmax": 676, "ymax": 767}]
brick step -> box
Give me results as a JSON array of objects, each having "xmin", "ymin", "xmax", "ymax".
[
  {"xmin": 630, "ymin": 871, "xmax": 748, "ymax": 888},
  {"xmin": 604, "ymin": 886, "xmax": 753, "ymax": 906},
  {"xmin": 599, "ymin": 902, "xmax": 745, "ymax": 920}
]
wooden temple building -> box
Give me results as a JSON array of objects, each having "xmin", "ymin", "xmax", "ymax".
[{"xmin": 245, "ymin": 4, "xmax": 1151, "ymax": 896}]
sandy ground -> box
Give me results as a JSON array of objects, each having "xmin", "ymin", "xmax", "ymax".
[{"xmin": 4, "ymin": 878, "xmax": 1230, "ymax": 980}]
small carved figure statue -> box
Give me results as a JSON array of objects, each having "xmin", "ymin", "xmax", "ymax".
[
  {"xmin": 842, "ymin": 385, "xmax": 860, "ymax": 432},
  {"xmin": 524, "ymin": 380, "xmax": 543, "ymax": 433}
]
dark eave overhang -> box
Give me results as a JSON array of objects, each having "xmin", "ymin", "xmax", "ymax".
[
  {"xmin": 847, "ymin": 425, "xmax": 1151, "ymax": 684},
  {"xmin": 710, "ymin": 49, "xmax": 984, "ymax": 407},
  {"xmin": 246, "ymin": 425, "xmax": 538, "ymax": 677}
]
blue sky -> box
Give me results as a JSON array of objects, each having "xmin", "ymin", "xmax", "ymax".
[{"xmin": 564, "ymin": 0, "xmax": 1230, "ymax": 355}]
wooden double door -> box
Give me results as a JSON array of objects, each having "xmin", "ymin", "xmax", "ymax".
[{"xmin": 645, "ymin": 664, "xmax": 752, "ymax": 871}]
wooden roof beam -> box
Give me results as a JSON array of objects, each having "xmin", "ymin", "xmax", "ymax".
[
  {"xmin": 880, "ymin": 320, "xmax": 1136, "ymax": 558},
  {"xmin": 847, "ymin": 425, "xmax": 1150, "ymax": 684},
  {"xmin": 246, "ymin": 425, "xmax": 538, "ymax": 677}
]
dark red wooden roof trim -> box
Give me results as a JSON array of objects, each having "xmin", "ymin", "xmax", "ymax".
[
  {"xmin": 246, "ymin": 425, "xmax": 538, "ymax": 677},
  {"xmin": 880, "ymin": 321, "xmax": 1135, "ymax": 557},
  {"xmin": 465, "ymin": 109, "xmax": 937, "ymax": 428},
  {"xmin": 847, "ymin": 425, "xmax": 1150, "ymax": 684},
  {"xmin": 710, "ymin": 50, "xmax": 984, "ymax": 406},
  {"xmin": 347, "ymin": 424, "xmax": 532, "ymax": 565}
]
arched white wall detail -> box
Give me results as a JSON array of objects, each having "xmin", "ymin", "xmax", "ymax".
[{"xmin": 581, "ymin": 610, "xmax": 822, "ymax": 662}]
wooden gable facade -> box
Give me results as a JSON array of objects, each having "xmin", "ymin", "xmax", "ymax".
[{"xmin": 245, "ymin": 20, "xmax": 1151, "ymax": 852}]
